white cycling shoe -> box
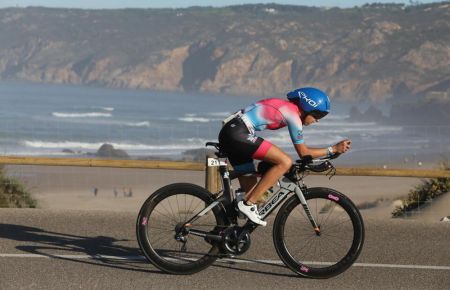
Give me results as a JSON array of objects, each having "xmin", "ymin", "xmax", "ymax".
[{"xmin": 237, "ymin": 201, "xmax": 267, "ymax": 226}]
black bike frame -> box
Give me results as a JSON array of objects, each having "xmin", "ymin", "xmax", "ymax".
[{"xmin": 185, "ymin": 156, "xmax": 320, "ymax": 239}]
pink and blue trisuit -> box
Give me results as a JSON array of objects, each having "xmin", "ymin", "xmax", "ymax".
[{"xmin": 218, "ymin": 98, "xmax": 304, "ymax": 172}]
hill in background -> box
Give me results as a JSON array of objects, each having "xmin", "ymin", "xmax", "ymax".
[{"xmin": 0, "ymin": 2, "xmax": 449, "ymax": 101}]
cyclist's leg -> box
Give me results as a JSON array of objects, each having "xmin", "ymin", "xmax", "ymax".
[
  {"xmin": 246, "ymin": 144, "xmax": 292, "ymax": 204},
  {"xmin": 238, "ymin": 175, "xmax": 257, "ymax": 194},
  {"xmin": 218, "ymin": 118, "xmax": 291, "ymax": 202},
  {"xmin": 219, "ymin": 118, "xmax": 259, "ymax": 194}
]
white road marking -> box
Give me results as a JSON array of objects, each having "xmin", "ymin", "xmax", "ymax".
[{"xmin": 1, "ymin": 254, "xmax": 450, "ymax": 270}]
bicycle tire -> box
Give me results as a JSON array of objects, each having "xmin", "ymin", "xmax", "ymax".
[
  {"xmin": 136, "ymin": 183, "xmax": 227, "ymax": 274},
  {"xmin": 273, "ymin": 187, "xmax": 364, "ymax": 278}
]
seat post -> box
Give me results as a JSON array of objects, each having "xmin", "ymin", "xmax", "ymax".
[{"xmin": 218, "ymin": 162, "xmax": 233, "ymax": 206}]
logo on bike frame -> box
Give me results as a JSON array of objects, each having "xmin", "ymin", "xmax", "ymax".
[{"xmin": 259, "ymin": 189, "xmax": 289, "ymax": 216}]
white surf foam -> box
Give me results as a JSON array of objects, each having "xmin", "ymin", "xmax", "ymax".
[
  {"xmin": 123, "ymin": 121, "xmax": 150, "ymax": 127},
  {"xmin": 52, "ymin": 112, "xmax": 112, "ymax": 118},
  {"xmin": 178, "ymin": 117, "xmax": 211, "ymax": 123},
  {"xmin": 22, "ymin": 140, "xmax": 206, "ymax": 152},
  {"xmin": 99, "ymin": 107, "xmax": 114, "ymax": 111}
]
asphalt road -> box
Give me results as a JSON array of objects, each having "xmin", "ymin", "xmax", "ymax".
[{"xmin": 0, "ymin": 208, "xmax": 449, "ymax": 290}]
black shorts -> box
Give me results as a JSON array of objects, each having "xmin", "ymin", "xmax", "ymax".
[{"xmin": 218, "ymin": 117, "xmax": 272, "ymax": 172}]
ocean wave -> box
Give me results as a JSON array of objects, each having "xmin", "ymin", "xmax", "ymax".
[
  {"xmin": 52, "ymin": 112, "xmax": 112, "ymax": 118},
  {"xmin": 99, "ymin": 107, "xmax": 114, "ymax": 111},
  {"xmin": 178, "ymin": 117, "xmax": 211, "ymax": 123},
  {"xmin": 22, "ymin": 140, "xmax": 206, "ymax": 151},
  {"xmin": 91, "ymin": 106, "xmax": 115, "ymax": 111},
  {"xmin": 325, "ymin": 114, "xmax": 350, "ymax": 120},
  {"xmin": 207, "ymin": 112, "xmax": 231, "ymax": 117},
  {"xmin": 124, "ymin": 121, "xmax": 150, "ymax": 127}
]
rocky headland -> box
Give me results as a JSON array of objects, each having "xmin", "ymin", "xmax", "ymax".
[{"xmin": 0, "ymin": 3, "xmax": 449, "ymax": 101}]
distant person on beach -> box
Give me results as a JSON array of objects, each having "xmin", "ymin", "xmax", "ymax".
[{"xmin": 219, "ymin": 87, "xmax": 352, "ymax": 226}]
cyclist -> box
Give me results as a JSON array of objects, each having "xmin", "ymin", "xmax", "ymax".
[{"xmin": 218, "ymin": 87, "xmax": 352, "ymax": 226}]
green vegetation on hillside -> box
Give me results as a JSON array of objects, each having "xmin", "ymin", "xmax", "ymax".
[{"xmin": 0, "ymin": 166, "xmax": 37, "ymax": 208}]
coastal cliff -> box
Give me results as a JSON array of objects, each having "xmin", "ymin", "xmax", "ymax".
[{"xmin": 0, "ymin": 3, "xmax": 449, "ymax": 100}]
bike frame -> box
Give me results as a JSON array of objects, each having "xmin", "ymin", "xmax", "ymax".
[{"xmin": 184, "ymin": 157, "xmax": 320, "ymax": 234}]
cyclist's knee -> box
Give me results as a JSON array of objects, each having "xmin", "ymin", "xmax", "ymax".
[
  {"xmin": 271, "ymin": 155, "xmax": 291, "ymax": 172},
  {"xmin": 279, "ymin": 156, "xmax": 292, "ymax": 171}
]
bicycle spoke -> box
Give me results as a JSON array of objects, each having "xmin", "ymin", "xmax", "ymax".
[
  {"xmin": 320, "ymin": 200, "xmax": 338, "ymax": 226},
  {"xmin": 321, "ymin": 218, "xmax": 352, "ymax": 234},
  {"xmin": 158, "ymin": 200, "xmax": 179, "ymax": 224},
  {"xmin": 152, "ymin": 208, "xmax": 178, "ymax": 225}
]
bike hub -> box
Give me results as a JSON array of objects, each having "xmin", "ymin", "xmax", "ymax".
[{"xmin": 174, "ymin": 222, "xmax": 190, "ymax": 241}]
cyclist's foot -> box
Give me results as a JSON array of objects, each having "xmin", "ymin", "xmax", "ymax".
[{"xmin": 237, "ymin": 201, "xmax": 267, "ymax": 226}]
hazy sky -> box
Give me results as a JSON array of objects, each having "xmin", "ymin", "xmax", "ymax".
[{"xmin": 0, "ymin": 0, "xmax": 442, "ymax": 9}]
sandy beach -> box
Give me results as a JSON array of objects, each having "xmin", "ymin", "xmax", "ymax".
[{"xmin": 4, "ymin": 164, "xmax": 449, "ymax": 221}]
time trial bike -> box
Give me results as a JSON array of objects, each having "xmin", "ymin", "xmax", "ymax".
[{"xmin": 136, "ymin": 142, "xmax": 364, "ymax": 278}]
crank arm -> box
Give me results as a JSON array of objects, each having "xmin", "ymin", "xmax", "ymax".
[{"xmin": 188, "ymin": 229, "xmax": 223, "ymax": 242}]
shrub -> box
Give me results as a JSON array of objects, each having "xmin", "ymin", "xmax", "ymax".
[
  {"xmin": 392, "ymin": 161, "xmax": 450, "ymax": 217},
  {"xmin": 0, "ymin": 166, "xmax": 37, "ymax": 208}
]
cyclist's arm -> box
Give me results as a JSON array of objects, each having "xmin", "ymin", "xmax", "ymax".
[
  {"xmin": 282, "ymin": 104, "xmax": 348, "ymax": 158},
  {"xmin": 286, "ymin": 123, "xmax": 329, "ymax": 158},
  {"xmin": 294, "ymin": 143, "xmax": 331, "ymax": 158},
  {"xmin": 294, "ymin": 140, "xmax": 352, "ymax": 158}
]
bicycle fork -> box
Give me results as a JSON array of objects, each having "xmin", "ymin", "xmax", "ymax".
[{"xmin": 295, "ymin": 187, "xmax": 321, "ymax": 235}]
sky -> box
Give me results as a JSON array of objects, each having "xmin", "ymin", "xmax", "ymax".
[{"xmin": 0, "ymin": 0, "xmax": 442, "ymax": 9}]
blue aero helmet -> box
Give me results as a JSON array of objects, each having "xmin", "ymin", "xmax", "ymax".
[{"xmin": 287, "ymin": 87, "xmax": 330, "ymax": 119}]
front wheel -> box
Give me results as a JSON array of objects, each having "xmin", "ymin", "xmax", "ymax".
[
  {"xmin": 136, "ymin": 183, "xmax": 227, "ymax": 274},
  {"xmin": 273, "ymin": 187, "xmax": 364, "ymax": 278}
]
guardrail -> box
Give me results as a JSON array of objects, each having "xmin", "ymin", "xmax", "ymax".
[
  {"xmin": 0, "ymin": 156, "xmax": 204, "ymax": 171},
  {"xmin": 1, "ymin": 156, "xmax": 449, "ymax": 193},
  {"xmin": 2, "ymin": 156, "xmax": 449, "ymax": 177}
]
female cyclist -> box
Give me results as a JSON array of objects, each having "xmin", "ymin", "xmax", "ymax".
[{"xmin": 218, "ymin": 87, "xmax": 352, "ymax": 226}]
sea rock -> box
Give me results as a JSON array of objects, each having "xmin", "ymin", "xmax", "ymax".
[
  {"xmin": 96, "ymin": 144, "xmax": 130, "ymax": 159},
  {"xmin": 440, "ymin": 216, "xmax": 450, "ymax": 222}
]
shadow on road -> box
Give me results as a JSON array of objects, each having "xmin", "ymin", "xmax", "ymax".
[
  {"xmin": 0, "ymin": 223, "xmax": 162, "ymax": 274},
  {"xmin": 1, "ymin": 223, "xmax": 302, "ymax": 277}
]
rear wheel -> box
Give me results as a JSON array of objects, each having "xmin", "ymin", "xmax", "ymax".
[
  {"xmin": 136, "ymin": 183, "xmax": 226, "ymax": 274},
  {"xmin": 273, "ymin": 187, "xmax": 364, "ymax": 278}
]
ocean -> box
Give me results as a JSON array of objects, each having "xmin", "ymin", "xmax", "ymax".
[{"xmin": 1, "ymin": 81, "xmax": 449, "ymax": 167}]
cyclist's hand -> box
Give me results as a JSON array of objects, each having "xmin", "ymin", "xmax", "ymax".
[{"xmin": 334, "ymin": 139, "xmax": 352, "ymax": 154}]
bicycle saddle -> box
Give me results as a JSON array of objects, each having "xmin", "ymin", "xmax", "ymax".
[{"xmin": 205, "ymin": 142, "xmax": 228, "ymax": 158}]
